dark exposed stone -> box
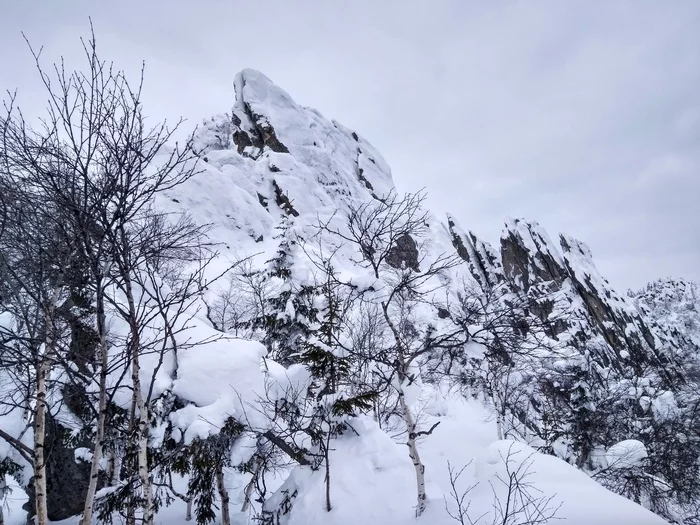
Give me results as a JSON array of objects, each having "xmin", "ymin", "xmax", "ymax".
[
  {"xmin": 386, "ymin": 234, "xmax": 420, "ymax": 272},
  {"xmin": 272, "ymin": 180, "xmax": 299, "ymax": 217},
  {"xmin": 501, "ymin": 222, "xmax": 567, "ymax": 293},
  {"xmin": 257, "ymin": 192, "xmax": 269, "ymax": 210},
  {"xmin": 248, "ymin": 107, "xmax": 289, "ymax": 154},
  {"xmin": 24, "ymin": 414, "xmax": 102, "ymax": 522},
  {"xmin": 233, "ymin": 128, "xmax": 257, "ymax": 154},
  {"xmin": 357, "ymin": 167, "xmax": 374, "ymax": 191},
  {"xmin": 501, "ymin": 231, "xmax": 533, "ymax": 292}
]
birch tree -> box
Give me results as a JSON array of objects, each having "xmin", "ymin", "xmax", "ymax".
[
  {"xmin": 318, "ymin": 191, "xmax": 463, "ymax": 516},
  {"xmin": 1, "ymin": 25, "xmax": 210, "ymax": 525},
  {"xmin": 0, "ymin": 134, "xmax": 79, "ymax": 525}
]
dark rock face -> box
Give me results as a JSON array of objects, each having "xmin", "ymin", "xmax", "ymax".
[
  {"xmin": 386, "ymin": 234, "xmax": 420, "ymax": 272},
  {"xmin": 500, "ymin": 218, "xmax": 568, "ymax": 292},
  {"xmin": 446, "ymin": 215, "xmax": 504, "ymax": 291},
  {"xmin": 233, "ymin": 126, "xmax": 260, "ymax": 155},
  {"xmin": 229, "ymin": 72, "xmax": 290, "ymax": 157},
  {"xmin": 250, "ymin": 108, "xmax": 289, "ymax": 154},
  {"xmin": 272, "ymin": 180, "xmax": 300, "ymax": 217},
  {"xmin": 23, "ymin": 415, "xmax": 95, "ymax": 522}
]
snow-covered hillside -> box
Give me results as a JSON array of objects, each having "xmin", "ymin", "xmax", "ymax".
[
  {"xmin": 2, "ymin": 67, "xmax": 696, "ymax": 525},
  {"xmin": 156, "ymin": 70, "xmax": 675, "ymax": 524}
]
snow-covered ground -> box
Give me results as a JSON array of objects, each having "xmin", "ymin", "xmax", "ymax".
[{"xmin": 3, "ymin": 393, "xmax": 667, "ymax": 525}]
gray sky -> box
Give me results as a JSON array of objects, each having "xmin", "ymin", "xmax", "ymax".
[{"xmin": 1, "ymin": 1, "xmax": 698, "ymax": 290}]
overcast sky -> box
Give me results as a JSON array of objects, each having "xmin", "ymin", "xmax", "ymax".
[{"xmin": 1, "ymin": 1, "xmax": 698, "ymax": 290}]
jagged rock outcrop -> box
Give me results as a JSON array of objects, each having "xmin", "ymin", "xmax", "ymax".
[
  {"xmin": 446, "ymin": 214, "xmax": 504, "ymax": 291},
  {"xmin": 447, "ymin": 215, "xmax": 676, "ymax": 376},
  {"xmin": 23, "ymin": 416, "xmax": 95, "ymax": 522}
]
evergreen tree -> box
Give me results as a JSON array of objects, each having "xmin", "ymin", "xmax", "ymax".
[{"xmin": 254, "ymin": 219, "xmax": 318, "ymax": 366}]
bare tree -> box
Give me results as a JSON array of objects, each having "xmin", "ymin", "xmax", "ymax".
[
  {"xmin": 317, "ymin": 190, "xmax": 463, "ymax": 516},
  {"xmin": 1, "ymin": 23, "xmax": 218, "ymax": 525},
  {"xmin": 205, "ymin": 256, "xmax": 267, "ymax": 338},
  {"xmin": 0, "ymin": 120, "xmax": 80, "ymax": 525}
]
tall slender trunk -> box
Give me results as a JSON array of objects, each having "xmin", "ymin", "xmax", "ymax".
[
  {"xmin": 324, "ymin": 431, "xmax": 332, "ymax": 512},
  {"xmin": 110, "ymin": 448, "xmax": 121, "ymax": 486},
  {"xmin": 122, "ymin": 267, "xmax": 154, "ymax": 525},
  {"xmin": 33, "ymin": 357, "xmax": 49, "ymax": 525},
  {"xmin": 125, "ymin": 434, "xmax": 136, "ymax": 525},
  {"xmin": 240, "ymin": 459, "xmax": 259, "ymax": 514},
  {"xmin": 398, "ymin": 384, "xmax": 427, "ymax": 517},
  {"xmin": 381, "ymin": 302, "xmax": 429, "ymax": 517},
  {"xmin": 131, "ymin": 338, "xmax": 154, "ymax": 525},
  {"xmin": 216, "ymin": 464, "xmax": 231, "ymax": 525},
  {"xmin": 34, "ymin": 292, "xmax": 60, "ymax": 525},
  {"xmin": 80, "ymin": 290, "xmax": 109, "ymax": 525},
  {"xmin": 0, "ymin": 477, "xmax": 5, "ymax": 525}
]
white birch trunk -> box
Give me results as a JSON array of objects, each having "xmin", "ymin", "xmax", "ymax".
[
  {"xmin": 240, "ymin": 464, "xmax": 257, "ymax": 513},
  {"xmin": 122, "ymin": 269, "xmax": 154, "ymax": 525},
  {"xmin": 80, "ymin": 296, "xmax": 109, "ymax": 525},
  {"xmin": 397, "ymin": 384, "xmax": 427, "ymax": 517},
  {"xmin": 380, "ymin": 301, "xmax": 429, "ymax": 517},
  {"xmin": 34, "ymin": 291, "xmax": 60, "ymax": 525},
  {"xmin": 131, "ymin": 347, "xmax": 154, "ymax": 525},
  {"xmin": 33, "ymin": 357, "xmax": 49, "ymax": 525},
  {"xmin": 110, "ymin": 448, "xmax": 121, "ymax": 486},
  {"xmin": 216, "ymin": 464, "xmax": 231, "ymax": 525},
  {"xmin": 185, "ymin": 497, "xmax": 192, "ymax": 521},
  {"xmin": 0, "ymin": 471, "xmax": 7, "ymax": 525}
]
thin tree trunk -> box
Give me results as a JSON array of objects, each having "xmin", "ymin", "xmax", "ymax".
[
  {"xmin": 131, "ymin": 344, "xmax": 154, "ymax": 525},
  {"xmin": 398, "ymin": 384, "xmax": 427, "ymax": 517},
  {"xmin": 34, "ymin": 292, "xmax": 60, "ymax": 525},
  {"xmin": 126, "ymin": 371, "xmax": 137, "ymax": 525},
  {"xmin": 110, "ymin": 448, "xmax": 121, "ymax": 486},
  {"xmin": 80, "ymin": 291, "xmax": 109, "ymax": 525},
  {"xmin": 324, "ymin": 431, "xmax": 332, "ymax": 512},
  {"xmin": 381, "ymin": 302, "xmax": 429, "ymax": 517},
  {"xmin": 122, "ymin": 269, "xmax": 154, "ymax": 525},
  {"xmin": 185, "ymin": 497, "xmax": 192, "ymax": 522},
  {"xmin": 240, "ymin": 459, "xmax": 259, "ymax": 513},
  {"xmin": 33, "ymin": 357, "xmax": 49, "ymax": 525},
  {"xmin": 0, "ymin": 466, "xmax": 7, "ymax": 525},
  {"xmin": 216, "ymin": 464, "xmax": 231, "ymax": 525}
]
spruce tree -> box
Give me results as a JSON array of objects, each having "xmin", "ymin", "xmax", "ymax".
[{"xmin": 254, "ymin": 218, "xmax": 318, "ymax": 366}]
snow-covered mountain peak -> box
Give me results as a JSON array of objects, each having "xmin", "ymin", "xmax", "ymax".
[{"xmin": 178, "ymin": 69, "xmax": 396, "ymax": 261}]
